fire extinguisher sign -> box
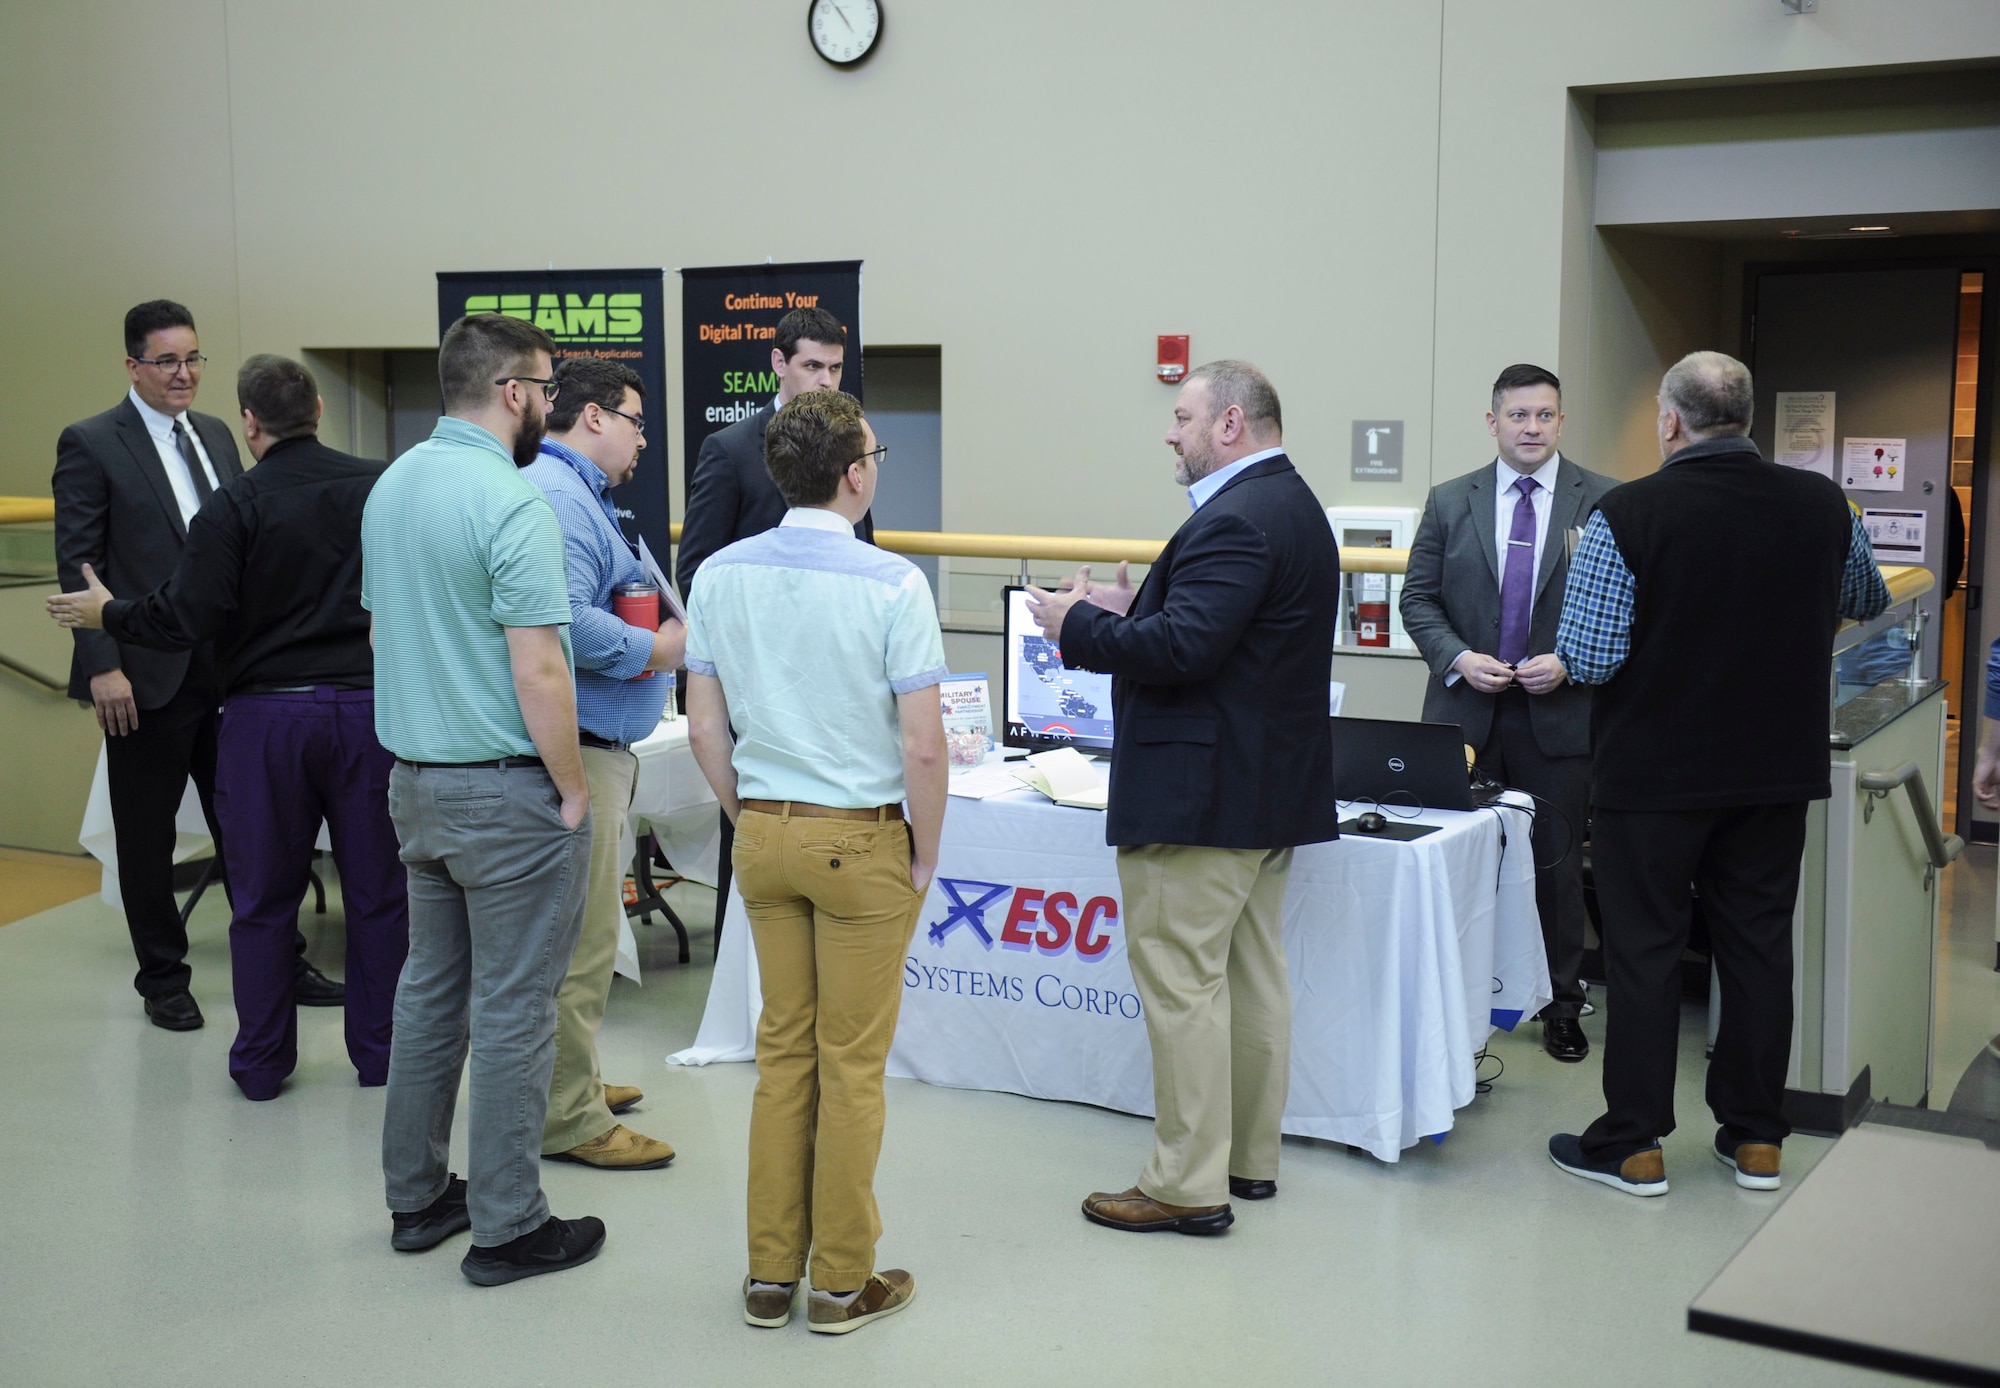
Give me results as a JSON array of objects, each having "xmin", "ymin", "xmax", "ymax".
[{"xmin": 1351, "ymin": 420, "xmax": 1404, "ymax": 482}]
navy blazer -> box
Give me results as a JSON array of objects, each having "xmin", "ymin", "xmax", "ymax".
[
  {"xmin": 1058, "ymin": 454, "xmax": 1342, "ymax": 849},
  {"xmin": 675, "ymin": 403, "xmax": 874, "ymax": 600},
  {"xmin": 52, "ymin": 397, "xmax": 244, "ymax": 706},
  {"xmin": 1398, "ymin": 455, "xmax": 1615, "ymax": 758}
]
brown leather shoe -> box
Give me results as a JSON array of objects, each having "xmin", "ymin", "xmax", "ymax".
[
  {"xmin": 545, "ymin": 1124, "xmax": 675, "ymax": 1170},
  {"xmin": 806, "ymin": 1270, "xmax": 915, "ymax": 1335},
  {"xmin": 742, "ymin": 1276, "xmax": 797, "ymax": 1328},
  {"xmin": 603, "ymin": 1084, "xmax": 642, "ymax": 1115},
  {"xmin": 1714, "ymin": 1131, "xmax": 1781, "ymax": 1190},
  {"xmin": 1081, "ymin": 1186, "xmax": 1233, "ymax": 1235}
]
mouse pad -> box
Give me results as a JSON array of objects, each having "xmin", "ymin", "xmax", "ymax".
[{"xmin": 1338, "ymin": 818, "xmax": 1440, "ymax": 842}]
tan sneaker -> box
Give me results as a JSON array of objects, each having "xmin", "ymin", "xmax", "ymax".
[
  {"xmin": 743, "ymin": 1276, "xmax": 797, "ymax": 1328},
  {"xmin": 546, "ymin": 1124, "xmax": 675, "ymax": 1170},
  {"xmin": 1714, "ymin": 1130, "xmax": 1781, "ymax": 1190},
  {"xmin": 603, "ymin": 1084, "xmax": 642, "ymax": 1115},
  {"xmin": 806, "ymin": 1270, "xmax": 915, "ymax": 1335}
]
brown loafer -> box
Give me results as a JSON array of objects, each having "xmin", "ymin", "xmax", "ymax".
[
  {"xmin": 545, "ymin": 1124, "xmax": 675, "ymax": 1170},
  {"xmin": 743, "ymin": 1276, "xmax": 797, "ymax": 1328},
  {"xmin": 806, "ymin": 1269, "xmax": 914, "ymax": 1335},
  {"xmin": 1081, "ymin": 1186, "xmax": 1233, "ymax": 1235},
  {"xmin": 604, "ymin": 1084, "xmax": 642, "ymax": 1115}
]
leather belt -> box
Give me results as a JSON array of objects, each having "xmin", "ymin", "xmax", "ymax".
[
  {"xmin": 396, "ymin": 755, "xmax": 544, "ymax": 771},
  {"xmin": 742, "ymin": 798, "xmax": 903, "ymax": 823},
  {"xmin": 578, "ymin": 730, "xmax": 626, "ymax": 751}
]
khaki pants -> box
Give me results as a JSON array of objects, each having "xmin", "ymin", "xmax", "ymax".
[
  {"xmin": 540, "ymin": 745, "xmax": 637, "ymax": 1154},
  {"xmin": 1118, "ymin": 843, "xmax": 1294, "ymax": 1208},
  {"xmin": 735, "ymin": 806, "xmax": 925, "ymax": 1290}
]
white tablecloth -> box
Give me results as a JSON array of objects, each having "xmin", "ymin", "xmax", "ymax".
[
  {"xmin": 78, "ymin": 745, "xmax": 328, "ymax": 911},
  {"xmin": 617, "ymin": 717, "xmax": 722, "ymax": 980},
  {"xmin": 668, "ymin": 788, "xmax": 1549, "ymax": 1162}
]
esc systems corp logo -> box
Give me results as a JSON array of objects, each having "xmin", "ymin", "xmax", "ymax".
[{"xmin": 925, "ymin": 878, "xmax": 1117, "ymax": 960}]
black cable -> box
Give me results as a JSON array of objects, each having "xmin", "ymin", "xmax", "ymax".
[{"xmin": 1474, "ymin": 1047, "xmax": 1505, "ymax": 1094}]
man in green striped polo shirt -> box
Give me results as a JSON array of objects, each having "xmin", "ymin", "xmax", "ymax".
[{"xmin": 362, "ymin": 313, "xmax": 604, "ymax": 1287}]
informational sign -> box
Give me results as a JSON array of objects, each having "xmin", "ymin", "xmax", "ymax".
[
  {"xmin": 1842, "ymin": 436, "xmax": 1907, "ymax": 492},
  {"xmin": 437, "ymin": 269, "xmax": 669, "ymax": 560},
  {"xmin": 1861, "ymin": 508, "xmax": 1926, "ymax": 566},
  {"xmin": 940, "ymin": 672, "xmax": 994, "ymax": 764},
  {"xmin": 678, "ymin": 261, "xmax": 863, "ymax": 504},
  {"xmin": 1351, "ymin": 419, "xmax": 1404, "ymax": 482},
  {"xmin": 1774, "ymin": 391, "xmax": 1835, "ymax": 476}
]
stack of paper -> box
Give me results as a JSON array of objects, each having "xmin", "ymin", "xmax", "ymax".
[
  {"xmin": 1009, "ymin": 747, "xmax": 1109, "ymax": 811},
  {"xmin": 947, "ymin": 762, "xmax": 1030, "ymax": 800}
]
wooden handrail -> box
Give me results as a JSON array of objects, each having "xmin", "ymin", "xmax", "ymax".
[
  {"xmin": 0, "ymin": 497, "xmax": 55, "ymax": 525},
  {"xmin": 665, "ymin": 521, "xmax": 1410, "ymax": 573}
]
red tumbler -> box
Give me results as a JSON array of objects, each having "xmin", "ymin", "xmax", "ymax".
[{"xmin": 611, "ymin": 582, "xmax": 658, "ymax": 680}]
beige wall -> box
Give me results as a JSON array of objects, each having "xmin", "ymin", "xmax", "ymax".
[{"xmin": 4, "ymin": 1, "xmax": 1999, "ymax": 847}]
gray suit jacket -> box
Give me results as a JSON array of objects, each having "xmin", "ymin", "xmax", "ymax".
[
  {"xmin": 1398, "ymin": 455, "xmax": 1615, "ymax": 758},
  {"xmin": 52, "ymin": 397, "xmax": 244, "ymax": 706}
]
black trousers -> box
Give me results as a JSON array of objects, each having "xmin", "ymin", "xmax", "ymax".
[
  {"xmin": 1474, "ymin": 690, "xmax": 1589, "ymax": 1019},
  {"xmin": 714, "ymin": 809, "xmax": 733, "ymax": 942},
  {"xmin": 104, "ymin": 675, "xmax": 227, "ymax": 998},
  {"xmin": 1581, "ymin": 801, "xmax": 1808, "ymax": 1160}
]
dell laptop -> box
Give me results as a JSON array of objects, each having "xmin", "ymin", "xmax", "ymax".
[{"xmin": 1327, "ymin": 716, "xmax": 1476, "ymax": 813}]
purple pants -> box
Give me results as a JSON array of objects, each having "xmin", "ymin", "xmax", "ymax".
[{"xmin": 213, "ymin": 688, "xmax": 408, "ymax": 1098}]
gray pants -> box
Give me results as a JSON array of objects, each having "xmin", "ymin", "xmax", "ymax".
[{"xmin": 381, "ymin": 761, "xmax": 591, "ymax": 1246}]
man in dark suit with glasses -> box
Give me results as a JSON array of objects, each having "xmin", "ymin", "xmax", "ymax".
[{"xmin": 52, "ymin": 300, "xmax": 341, "ymax": 1032}]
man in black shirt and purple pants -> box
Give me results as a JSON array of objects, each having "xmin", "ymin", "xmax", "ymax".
[{"xmin": 49, "ymin": 355, "xmax": 408, "ymax": 1101}]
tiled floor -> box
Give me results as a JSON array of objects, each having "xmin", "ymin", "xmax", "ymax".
[{"xmin": 1, "ymin": 856, "xmax": 1992, "ymax": 1386}]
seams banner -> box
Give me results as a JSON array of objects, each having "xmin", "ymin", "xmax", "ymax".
[
  {"xmin": 437, "ymin": 268, "xmax": 670, "ymax": 561},
  {"xmin": 677, "ymin": 260, "xmax": 863, "ymax": 509}
]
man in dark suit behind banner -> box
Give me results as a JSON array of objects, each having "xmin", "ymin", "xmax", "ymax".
[
  {"xmin": 675, "ymin": 305, "xmax": 874, "ymax": 942},
  {"xmin": 52, "ymin": 301, "xmax": 340, "ymax": 1032},
  {"xmin": 1026, "ymin": 359, "xmax": 1341, "ymax": 1236},
  {"xmin": 1400, "ymin": 363, "xmax": 1615, "ymax": 1064}
]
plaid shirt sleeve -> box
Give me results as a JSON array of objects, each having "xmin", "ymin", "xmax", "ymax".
[
  {"xmin": 1554, "ymin": 510, "xmax": 1634, "ymax": 686},
  {"xmin": 1839, "ymin": 512, "xmax": 1892, "ymax": 621}
]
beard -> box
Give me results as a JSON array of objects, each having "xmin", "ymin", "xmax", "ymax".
[
  {"xmin": 512, "ymin": 403, "xmax": 547, "ymax": 467},
  {"xmin": 1173, "ymin": 441, "xmax": 1214, "ymax": 488}
]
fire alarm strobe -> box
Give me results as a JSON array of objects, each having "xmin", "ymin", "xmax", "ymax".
[{"xmin": 1158, "ymin": 335, "xmax": 1189, "ymax": 384}]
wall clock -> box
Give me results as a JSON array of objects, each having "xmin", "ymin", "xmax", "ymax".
[{"xmin": 809, "ymin": 0, "xmax": 881, "ymax": 67}]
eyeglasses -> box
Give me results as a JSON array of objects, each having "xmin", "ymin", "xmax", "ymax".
[
  {"xmin": 597, "ymin": 403, "xmax": 645, "ymax": 435},
  {"xmin": 133, "ymin": 353, "xmax": 207, "ymax": 373},
  {"xmin": 495, "ymin": 376, "xmax": 560, "ymax": 403},
  {"xmin": 850, "ymin": 444, "xmax": 888, "ymax": 468}
]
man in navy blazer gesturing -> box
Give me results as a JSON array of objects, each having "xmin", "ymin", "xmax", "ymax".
[{"xmin": 1026, "ymin": 360, "xmax": 1340, "ymax": 1235}]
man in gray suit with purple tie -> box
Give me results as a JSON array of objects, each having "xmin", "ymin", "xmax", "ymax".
[{"xmin": 1400, "ymin": 364, "xmax": 1615, "ymax": 1063}]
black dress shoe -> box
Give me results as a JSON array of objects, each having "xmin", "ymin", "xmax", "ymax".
[
  {"xmin": 1543, "ymin": 1016, "xmax": 1589, "ymax": 1063},
  {"xmin": 392, "ymin": 1175, "xmax": 471, "ymax": 1252},
  {"xmin": 1228, "ymin": 1176, "xmax": 1277, "ymax": 1201},
  {"xmin": 144, "ymin": 991, "xmax": 204, "ymax": 1031},
  {"xmin": 461, "ymin": 1215, "xmax": 606, "ymax": 1286},
  {"xmin": 294, "ymin": 962, "xmax": 346, "ymax": 1007}
]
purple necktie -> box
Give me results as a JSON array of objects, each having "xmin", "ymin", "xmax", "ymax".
[{"xmin": 1497, "ymin": 475, "xmax": 1537, "ymax": 665}]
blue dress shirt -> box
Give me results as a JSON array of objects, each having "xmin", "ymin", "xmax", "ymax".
[{"xmin": 522, "ymin": 439, "xmax": 670, "ymax": 743}]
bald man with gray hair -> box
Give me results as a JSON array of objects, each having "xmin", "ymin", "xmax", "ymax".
[
  {"xmin": 1547, "ymin": 350, "xmax": 1888, "ymax": 1199},
  {"xmin": 1025, "ymin": 359, "xmax": 1341, "ymax": 1234}
]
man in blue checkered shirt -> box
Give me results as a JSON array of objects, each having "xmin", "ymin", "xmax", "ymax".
[{"xmin": 1548, "ymin": 351, "xmax": 1887, "ymax": 1201}]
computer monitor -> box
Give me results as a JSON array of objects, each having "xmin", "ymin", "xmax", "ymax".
[{"xmin": 1000, "ymin": 585, "xmax": 1116, "ymax": 754}]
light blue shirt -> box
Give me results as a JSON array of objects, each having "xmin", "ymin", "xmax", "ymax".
[
  {"xmin": 1187, "ymin": 446, "xmax": 1284, "ymax": 510},
  {"xmin": 361, "ymin": 417, "xmax": 572, "ymax": 761},
  {"xmin": 685, "ymin": 507, "xmax": 948, "ymax": 808},
  {"xmin": 522, "ymin": 439, "xmax": 670, "ymax": 744}
]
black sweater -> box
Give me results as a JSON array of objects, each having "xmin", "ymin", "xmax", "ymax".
[
  {"xmin": 1590, "ymin": 436, "xmax": 1855, "ymax": 812},
  {"xmin": 104, "ymin": 436, "xmax": 384, "ymax": 693}
]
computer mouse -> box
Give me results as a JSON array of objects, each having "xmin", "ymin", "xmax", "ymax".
[{"xmin": 1357, "ymin": 811, "xmax": 1388, "ymax": 834}]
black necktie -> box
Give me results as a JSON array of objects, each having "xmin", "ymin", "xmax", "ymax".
[{"xmin": 174, "ymin": 418, "xmax": 214, "ymax": 504}]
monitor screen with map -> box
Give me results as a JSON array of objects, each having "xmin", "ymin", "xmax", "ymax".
[{"xmin": 1001, "ymin": 585, "xmax": 1116, "ymax": 754}]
